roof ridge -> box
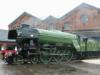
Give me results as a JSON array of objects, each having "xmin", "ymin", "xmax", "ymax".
[
  {"xmin": 60, "ymin": 2, "xmax": 100, "ymax": 20},
  {"xmin": 8, "ymin": 12, "xmax": 41, "ymax": 26}
]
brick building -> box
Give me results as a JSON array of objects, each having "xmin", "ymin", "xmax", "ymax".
[
  {"xmin": 8, "ymin": 3, "xmax": 100, "ymax": 39},
  {"xmin": 59, "ymin": 3, "xmax": 100, "ymax": 39},
  {"xmin": 9, "ymin": 12, "xmax": 47, "ymax": 30}
]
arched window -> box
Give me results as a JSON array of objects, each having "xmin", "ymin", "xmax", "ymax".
[
  {"xmin": 63, "ymin": 23, "xmax": 71, "ymax": 30},
  {"xmin": 48, "ymin": 23, "xmax": 55, "ymax": 30},
  {"xmin": 80, "ymin": 15, "xmax": 88, "ymax": 24}
]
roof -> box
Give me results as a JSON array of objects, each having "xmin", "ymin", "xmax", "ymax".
[
  {"xmin": 43, "ymin": 15, "xmax": 58, "ymax": 25},
  {"xmin": 60, "ymin": 3, "xmax": 100, "ymax": 20},
  {"xmin": 0, "ymin": 29, "xmax": 15, "ymax": 42},
  {"xmin": 9, "ymin": 12, "xmax": 41, "ymax": 26}
]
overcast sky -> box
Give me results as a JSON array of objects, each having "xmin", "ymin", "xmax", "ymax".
[{"xmin": 0, "ymin": 0, "xmax": 100, "ymax": 30}]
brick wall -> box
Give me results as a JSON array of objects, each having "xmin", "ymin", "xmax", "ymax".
[
  {"xmin": 9, "ymin": 15, "xmax": 30, "ymax": 30},
  {"xmin": 61, "ymin": 6, "xmax": 100, "ymax": 32}
]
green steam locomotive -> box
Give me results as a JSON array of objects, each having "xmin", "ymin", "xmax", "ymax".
[{"xmin": 8, "ymin": 24, "xmax": 100, "ymax": 64}]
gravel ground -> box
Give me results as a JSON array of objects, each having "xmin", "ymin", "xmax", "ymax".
[{"xmin": 0, "ymin": 59, "xmax": 99, "ymax": 75}]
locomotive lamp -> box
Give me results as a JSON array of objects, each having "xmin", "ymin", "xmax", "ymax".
[
  {"xmin": 30, "ymin": 34, "xmax": 34, "ymax": 37},
  {"xmin": 17, "ymin": 31, "xmax": 22, "ymax": 36}
]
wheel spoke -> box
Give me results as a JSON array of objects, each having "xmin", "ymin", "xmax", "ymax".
[
  {"xmin": 53, "ymin": 49, "xmax": 64, "ymax": 63},
  {"xmin": 40, "ymin": 54, "xmax": 52, "ymax": 64},
  {"xmin": 64, "ymin": 50, "xmax": 73, "ymax": 61},
  {"xmin": 54, "ymin": 55, "xmax": 63, "ymax": 63},
  {"xmin": 31, "ymin": 56, "xmax": 38, "ymax": 64}
]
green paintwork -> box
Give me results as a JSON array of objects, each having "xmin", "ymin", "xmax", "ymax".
[
  {"xmin": 36, "ymin": 29, "xmax": 77, "ymax": 44},
  {"xmin": 17, "ymin": 27, "xmax": 100, "ymax": 53},
  {"xmin": 72, "ymin": 40, "xmax": 80, "ymax": 51},
  {"xmin": 87, "ymin": 39, "xmax": 100, "ymax": 51},
  {"xmin": 80, "ymin": 38, "xmax": 100, "ymax": 52}
]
